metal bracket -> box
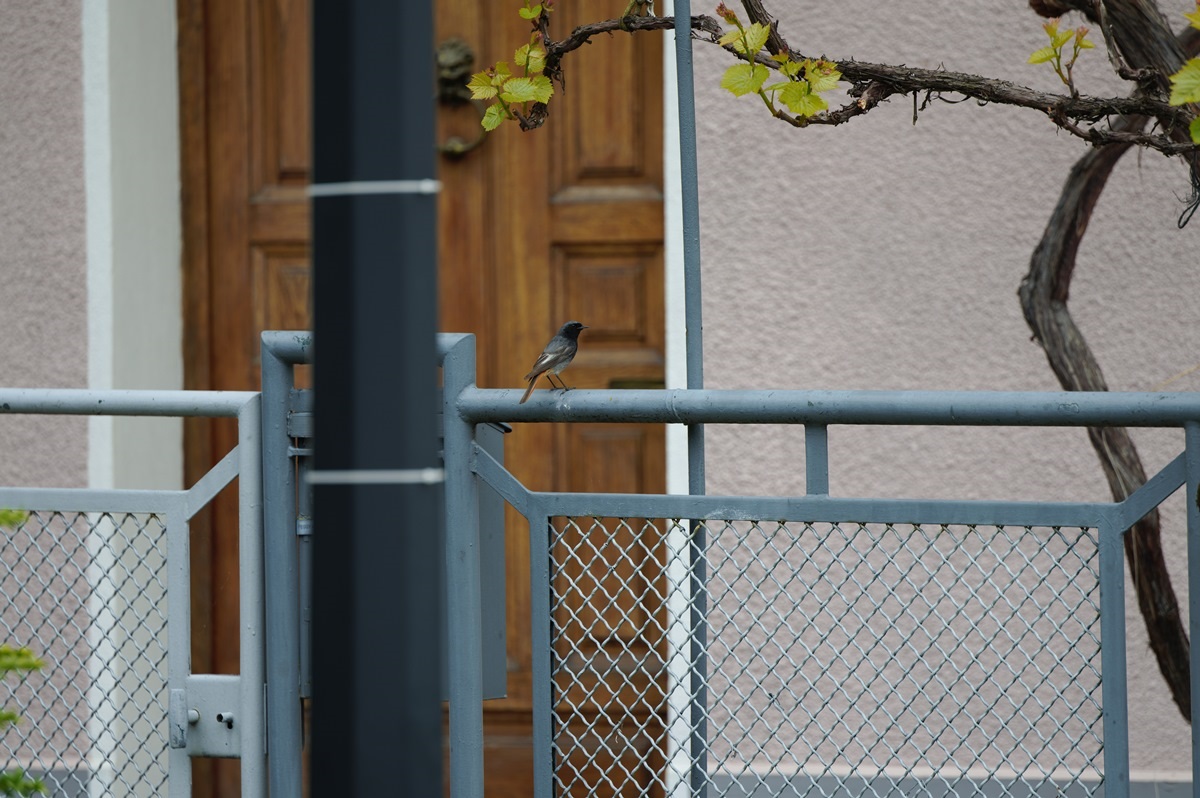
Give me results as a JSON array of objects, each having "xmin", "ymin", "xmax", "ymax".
[{"xmin": 168, "ymin": 675, "xmax": 243, "ymax": 758}]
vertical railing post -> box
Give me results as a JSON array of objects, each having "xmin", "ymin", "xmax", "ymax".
[
  {"xmin": 1184, "ymin": 421, "xmax": 1200, "ymax": 798},
  {"xmin": 237, "ymin": 395, "xmax": 267, "ymax": 797},
  {"xmin": 805, "ymin": 424, "xmax": 830, "ymax": 496},
  {"xmin": 166, "ymin": 501, "xmax": 191, "ymax": 798},
  {"xmin": 442, "ymin": 335, "xmax": 485, "ymax": 798},
  {"xmin": 528, "ymin": 499, "xmax": 554, "ymax": 798},
  {"xmin": 260, "ymin": 337, "xmax": 302, "ymax": 797},
  {"xmin": 1098, "ymin": 514, "xmax": 1130, "ymax": 798}
]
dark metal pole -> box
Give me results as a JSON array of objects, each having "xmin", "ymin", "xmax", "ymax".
[{"xmin": 310, "ymin": 2, "xmax": 442, "ymax": 796}]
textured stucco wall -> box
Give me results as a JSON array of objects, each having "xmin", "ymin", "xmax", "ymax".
[
  {"xmin": 0, "ymin": 2, "xmax": 87, "ymax": 487},
  {"xmin": 693, "ymin": 1, "xmax": 1196, "ymax": 776}
]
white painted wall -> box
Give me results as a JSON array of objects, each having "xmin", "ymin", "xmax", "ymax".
[
  {"xmin": 668, "ymin": 0, "xmax": 1197, "ymax": 780},
  {"xmin": 84, "ymin": 0, "xmax": 183, "ymax": 491}
]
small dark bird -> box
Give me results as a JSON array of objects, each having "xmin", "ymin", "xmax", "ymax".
[{"xmin": 519, "ymin": 321, "xmax": 588, "ymax": 404}]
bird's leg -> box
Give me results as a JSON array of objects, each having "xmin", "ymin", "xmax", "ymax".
[{"xmin": 547, "ymin": 374, "xmax": 569, "ymax": 391}]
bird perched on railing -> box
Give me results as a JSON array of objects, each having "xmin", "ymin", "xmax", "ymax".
[{"xmin": 519, "ymin": 321, "xmax": 588, "ymax": 404}]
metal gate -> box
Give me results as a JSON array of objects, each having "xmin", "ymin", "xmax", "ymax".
[{"xmin": 0, "ymin": 390, "xmax": 265, "ymax": 797}]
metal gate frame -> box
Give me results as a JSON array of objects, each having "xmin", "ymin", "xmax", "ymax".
[
  {"xmin": 439, "ymin": 331, "xmax": 1200, "ymax": 798},
  {"xmin": 0, "ymin": 389, "xmax": 265, "ymax": 798}
]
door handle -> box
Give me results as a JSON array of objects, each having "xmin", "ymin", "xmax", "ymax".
[{"xmin": 437, "ymin": 37, "xmax": 488, "ymax": 158}]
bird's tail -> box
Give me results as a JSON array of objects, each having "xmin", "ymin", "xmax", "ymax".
[{"xmin": 519, "ymin": 376, "xmax": 538, "ymax": 404}]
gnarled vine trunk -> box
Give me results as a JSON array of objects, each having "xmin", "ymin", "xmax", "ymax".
[{"xmin": 1020, "ymin": 0, "xmax": 1200, "ymax": 722}]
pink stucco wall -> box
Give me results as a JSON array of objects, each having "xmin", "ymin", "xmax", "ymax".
[
  {"xmin": 694, "ymin": 1, "xmax": 1197, "ymax": 775},
  {"xmin": 0, "ymin": 1, "xmax": 86, "ymax": 488}
]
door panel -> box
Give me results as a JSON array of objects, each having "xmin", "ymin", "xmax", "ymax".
[{"xmin": 179, "ymin": 1, "xmax": 665, "ymax": 794}]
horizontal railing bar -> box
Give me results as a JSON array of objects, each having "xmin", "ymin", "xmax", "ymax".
[
  {"xmin": 0, "ymin": 389, "xmax": 257, "ymax": 417},
  {"xmin": 458, "ymin": 386, "xmax": 1200, "ymax": 427},
  {"xmin": 0, "ymin": 486, "xmax": 181, "ymax": 514},
  {"xmin": 523, "ymin": 490, "xmax": 1109, "ymax": 529}
]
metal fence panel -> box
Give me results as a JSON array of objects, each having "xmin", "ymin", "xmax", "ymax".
[
  {"xmin": 0, "ymin": 507, "xmax": 172, "ymax": 797},
  {"xmin": 546, "ymin": 516, "xmax": 1105, "ymax": 797},
  {"xmin": 0, "ymin": 388, "xmax": 264, "ymax": 798}
]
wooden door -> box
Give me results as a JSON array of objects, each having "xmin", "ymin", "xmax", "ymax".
[{"xmin": 179, "ymin": 1, "xmax": 665, "ymax": 795}]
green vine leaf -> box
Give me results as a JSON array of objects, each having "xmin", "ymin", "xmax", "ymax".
[
  {"xmin": 517, "ymin": 4, "xmax": 542, "ymax": 19},
  {"xmin": 481, "ymin": 103, "xmax": 510, "ymax": 131},
  {"xmin": 741, "ymin": 22, "xmax": 771, "ymax": 55},
  {"xmin": 779, "ymin": 81, "xmax": 828, "ymax": 116},
  {"xmin": 0, "ymin": 646, "xmax": 43, "ymax": 675},
  {"xmin": 1029, "ymin": 18, "xmax": 1093, "ymax": 88},
  {"xmin": 467, "ymin": 72, "xmax": 499, "ymax": 101},
  {"xmin": 515, "ymin": 42, "xmax": 547, "ymax": 74},
  {"xmin": 1028, "ymin": 46, "xmax": 1058, "ymax": 65},
  {"xmin": 717, "ymin": 21, "xmax": 770, "ymax": 56},
  {"xmin": 804, "ymin": 59, "xmax": 842, "ymax": 93},
  {"xmin": 1190, "ymin": 117, "xmax": 1200, "ymax": 144},
  {"xmin": 1168, "ymin": 58, "xmax": 1200, "ymax": 105},
  {"xmin": 0, "ymin": 770, "xmax": 44, "ymax": 797},
  {"xmin": 777, "ymin": 58, "xmax": 802, "ymax": 78},
  {"xmin": 721, "ymin": 63, "xmax": 769, "ymax": 96},
  {"xmin": 500, "ymin": 75, "xmax": 553, "ymax": 104}
]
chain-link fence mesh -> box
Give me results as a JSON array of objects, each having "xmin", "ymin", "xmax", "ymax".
[
  {"xmin": 549, "ymin": 518, "xmax": 1103, "ymax": 798},
  {"xmin": 0, "ymin": 510, "xmax": 169, "ymax": 797}
]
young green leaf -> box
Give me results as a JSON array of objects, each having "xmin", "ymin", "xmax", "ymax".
[
  {"xmin": 720, "ymin": 63, "xmax": 769, "ymax": 96},
  {"xmin": 780, "ymin": 80, "xmax": 828, "ymax": 116},
  {"xmin": 742, "ymin": 22, "xmax": 771, "ymax": 55},
  {"xmin": 1168, "ymin": 58, "xmax": 1200, "ymax": 105},
  {"xmin": 500, "ymin": 75, "xmax": 553, "ymax": 104},
  {"xmin": 803, "ymin": 60, "xmax": 841, "ymax": 93},
  {"xmin": 1028, "ymin": 46, "xmax": 1058, "ymax": 64},
  {"xmin": 718, "ymin": 21, "xmax": 770, "ymax": 55},
  {"xmin": 481, "ymin": 103, "xmax": 510, "ymax": 131},
  {"xmin": 1184, "ymin": 6, "xmax": 1200, "ymax": 30},
  {"xmin": 1190, "ymin": 116, "xmax": 1200, "ymax": 145},
  {"xmin": 1050, "ymin": 29, "xmax": 1074, "ymax": 49},
  {"xmin": 515, "ymin": 42, "xmax": 547, "ymax": 74},
  {"xmin": 491, "ymin": 62, "xmax": 513, "ymax": 86},
  {"xmin": 468, "ymin": 72, "xmax": 499, "ymax": 100},
  {"xmin": 518, "ymin": 4, "xmax": 542, "ymax": 19},
  {"xmin": 779, "ymin": 59, "xmax": 802, "ymax": 78},
  {"xmin": 717, "ymin": 28, "xmax": 742, "ymax": 48}
]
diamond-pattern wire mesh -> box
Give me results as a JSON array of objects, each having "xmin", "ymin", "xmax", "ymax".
[
  {"xmin": 548, "ymin": 518, "xmax": 1102, "ymax": 797},
  {"xmin": 0, "ymin": 511, "xmax": 169, "ymax": 797}
]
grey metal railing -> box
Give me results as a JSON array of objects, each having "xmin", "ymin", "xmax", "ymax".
[
  {"xmin": 0, "ymin": 390, "xmax": 264, "ymax": 798},
  {"xmin": 439, "ymin": 331, "xmax": 1200, "ymax": 798},
  {"xmin": 2, "ymin": 336, "xmax": 1196, "ymax": 798}
]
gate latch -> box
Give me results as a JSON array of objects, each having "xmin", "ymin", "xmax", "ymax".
[{"xmin": 168, "ymin": 675, "xmax": 242, "ymax": 758}]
